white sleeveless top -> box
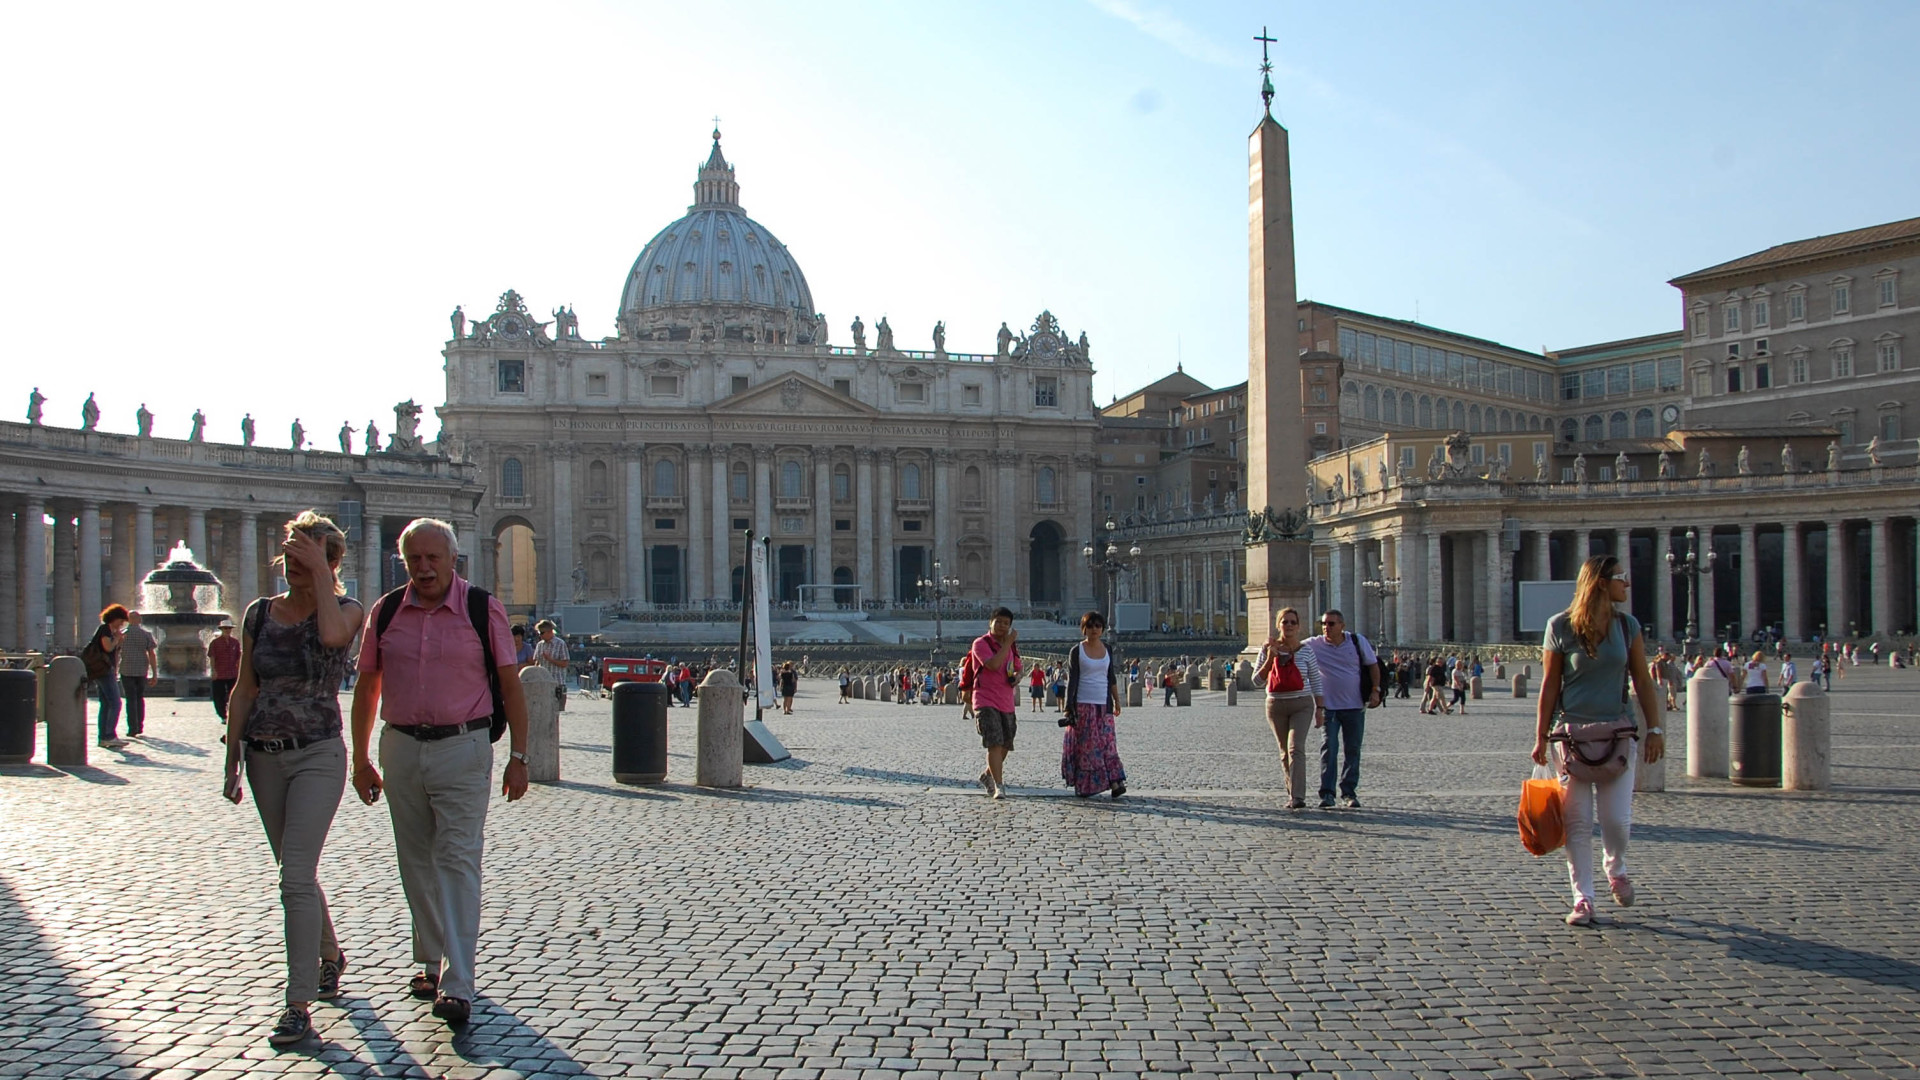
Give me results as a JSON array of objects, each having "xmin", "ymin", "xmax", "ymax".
[{"xmin": 1074, "ymin": 645, "xmax": 1110, "ymax": 706}]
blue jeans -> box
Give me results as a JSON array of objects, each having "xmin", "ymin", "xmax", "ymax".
[
  {"xmin": 94, "ymin": 677, "xmax": 123, "ymax": 742},
  {"xmin": 1319, "ymin": 707, "xmax": 1365, "ymax": 800}
]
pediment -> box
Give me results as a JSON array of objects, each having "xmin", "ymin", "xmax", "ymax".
[{"xmin": 712, "ymin": 373, "xmax": 883, "ymax": 418}]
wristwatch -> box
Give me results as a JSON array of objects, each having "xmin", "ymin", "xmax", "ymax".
[
  {"xmin": 1647, "ymin": 727, "xmax": 1664, "ymax": 736},
  {"xmin": 509, "ymin": 750, "xmax": 529, "ymax": 764}
]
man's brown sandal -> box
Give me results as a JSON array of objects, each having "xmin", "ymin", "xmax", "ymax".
[{"xmin": 408, "ymin": 971, "xmax": 439, "ymax": 1000}]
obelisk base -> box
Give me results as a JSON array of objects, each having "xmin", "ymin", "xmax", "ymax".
[{"xmin": 1243, "ymin": 539, "xmax": 1314, "ymax": 659}]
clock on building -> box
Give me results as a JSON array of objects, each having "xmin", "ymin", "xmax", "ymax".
[{"xmin": 1661, "ymin": 404, "xmax": 1680, "ymax": 425}]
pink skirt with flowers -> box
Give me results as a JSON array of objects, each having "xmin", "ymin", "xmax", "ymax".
[{"xmin": 1062, "ymin": 703, "xmax": 1126, "ymax": 795}]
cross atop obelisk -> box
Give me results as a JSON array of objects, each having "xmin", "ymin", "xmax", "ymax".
[{"xmin": 1255, "ymin": 27, "xmax": 1276, "ymax": 113}]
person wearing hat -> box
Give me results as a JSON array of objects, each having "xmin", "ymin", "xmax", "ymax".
[{"xmin": 209, "ymin": 618, "xmax": 242, "ymax": 720}]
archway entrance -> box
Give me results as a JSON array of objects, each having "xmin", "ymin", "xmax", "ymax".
[
  {"xmin": 1029, "ymin": 522, "xmax": 1063, "ymax": 606},
  {"xmin": 494, "ymin": 522, "xmax": 537, "ymax": 609}
]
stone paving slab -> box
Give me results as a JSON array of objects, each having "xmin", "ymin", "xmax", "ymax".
[{"xmin": 2, "ymin": 669, "xmax": 1918, "ymax": 1078}]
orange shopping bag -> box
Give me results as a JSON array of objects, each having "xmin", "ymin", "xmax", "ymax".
[{"xmin": 1518, "ymin": 766, "xmax": 1566, "ymax": 856}]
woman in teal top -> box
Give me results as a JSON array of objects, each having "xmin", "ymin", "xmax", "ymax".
[{"xmin": 1531, "ymin": 554, "xmax": 1664, "ymax": 927}]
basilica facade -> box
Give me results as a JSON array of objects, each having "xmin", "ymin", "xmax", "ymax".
[{"xmin": 440, "ymin": 134, "xmax": 1103, "ymax": 616}]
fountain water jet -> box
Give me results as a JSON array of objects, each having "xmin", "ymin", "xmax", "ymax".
[{"xmin": 140, "ymin": 541, "xmax": 229, "ymax": 680}]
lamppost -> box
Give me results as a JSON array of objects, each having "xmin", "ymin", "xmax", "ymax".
[
  {"xmin": 1083, "ymin": 518, "xmax": 1142, "ymax": 636},
  {"xmin": 916, "ymin": 560, "xmax": 959, "ymax": 649},
  {"xmin": 1665, "ymin": 527, "xmax": 1716, "ymax": 655},
  {"xmin": 1362, "ymin": 576, "xmax": 1401, "ymax": 644}
]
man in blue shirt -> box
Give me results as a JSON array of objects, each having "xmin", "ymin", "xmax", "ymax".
[{"xmin": 1303, "ymin": 610, "xmax": 1383, "ymax": 808}]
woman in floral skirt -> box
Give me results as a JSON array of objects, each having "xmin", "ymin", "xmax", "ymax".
[{"xmin": 1061, "ymin": 610, "xmax": 1126, "ymax": 798}]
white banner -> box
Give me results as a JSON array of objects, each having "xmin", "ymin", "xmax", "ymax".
[{"xmin": 750, "ymin": 536, "xmax": 777, "ymax": 711}]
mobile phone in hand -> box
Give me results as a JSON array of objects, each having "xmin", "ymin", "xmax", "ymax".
[{"xmin": 224, "ymin": 774, "xmax": 244, "ymax": 803}]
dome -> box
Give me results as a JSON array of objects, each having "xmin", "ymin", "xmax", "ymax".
[{"xmin": 618, "ymin": 132, "xmax": 823, "ymax": 345}]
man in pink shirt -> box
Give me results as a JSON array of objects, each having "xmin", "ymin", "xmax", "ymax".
[
  {"xmin": 967, "ymin": 607, "xmax": 1022, "ymax": 799},
  {"xmin": 349, "ymin": 519, "xmax": 528, "ymax": 1027}
]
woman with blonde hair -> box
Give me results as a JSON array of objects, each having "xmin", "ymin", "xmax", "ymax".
[
  {"xmin": 1253, "ymin": 606, "xmax": 1323, "ymax": 809},
  {"xmin": 221, "ymin": 510, "xmax": 363, "ymax": 1045},
  {"xmin": 1531, "ymin": 554, "xmax": 1664, "ymax": 927}
]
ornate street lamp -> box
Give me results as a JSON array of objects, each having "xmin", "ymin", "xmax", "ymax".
[
  {"xmin": 1362, "ymin": 576, "xmax": 1401, "ymax": 643},
  {"xmin": 916, "ymin": 559, "xmax": 959, "ymax": 649},
  {"xmin": 1665, "ymin": 527, "xmax": 1716, "ymax": 655},
  {"xmin": 1083, "ymin": 517, "xmax": 1142, "ymax": 637}
]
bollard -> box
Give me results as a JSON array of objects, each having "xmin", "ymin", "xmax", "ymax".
[
  {"xmin": 1186, "ymin": 666, "xmax": 1202, "ymax": 690},
  {"xmin": 1127, "ymin": 680, "xmax": 1143, "ymax": 708},
  {"xmin": 1686, "ymin": 668, "xmax": 1730, "ymax": 779},
  {"xmin": 1781, "ymin": 680, "xmax": 1831, "ymax": 791},
  {"xmin": 611, "ymin": 681, "xmax": 669, "ymax": 784},
  {"xmin": 518, "ymin": 667, "xmax": 560, "ymax": 783},
  {"xmin": 1208, "ymin": 662, "xmax": 1225, "ymax": 691},
  {"xmin": 696, "ymin": 668, "xmax": 744, "ymax": 787},
  {"xmin": 1236, "ymin": 660, "xmax": 1254, "ymax": 691},
  {"xmin": 1225, "ymin": 681, "xmax": 1238, "ymax": 707},
  {"xmin": 1494, "ymin": 662, "xmax": 1506, "ymax": 680},
  {"xmin": 1511, "ymin": 670, "xmax": 1529, "ymax": 698},
  {"xmin": 45, "ymin": 656, "xmax": 87, "ymax": 767},
  {"xmin": 0, "ymin": 669, "xmax": 37, "ymax": 765},
  {"xmin": 1633, "ymin": 697, "xmax": 1665, "ymax": 792},
  {"xmin": 880, "ymin": 679, "xmax": 893, "ymax": 702},
  {"xmin": 943, "ymin": 684, "xmax": 957, "ymax": 706},
  {"xmin": 1729, "ymin": 690, "xmax": 1783, "ymax": 787},
  {"xmin": 1175, "ymin": 680, "xmax": 1192, "ymax": 707},
  {"xmin": 1469, "ymin": 675, "xmax": 1483, "ymax": 700}
]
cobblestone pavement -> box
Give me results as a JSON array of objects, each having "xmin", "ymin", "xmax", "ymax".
[{"xmin": 4, "ymin": 667, "xmax": 1919, "ymax": 1079}]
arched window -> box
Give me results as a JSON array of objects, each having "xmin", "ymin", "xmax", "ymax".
[
  {"xmin": 1633, "ymin": 408, "xmax": 1655, "ymax": 438},
  {"xmin": 1363, "ymin": 385, "xmax": 1379, "ymax": 420},
  {"xmin": 1341, "ymin": 381, "xmax": 1360, "ymax": 416},
  {"xmin": 781, "ymin": 459, "xmax": 803, "ymax": 498},
  {"xmin": 1530, "ymin": 415, "xmax": 1544, "ymax": 432},
  {"xmin": 1584, "ymin": 415, "xmax": 1604, "ymax": 442},
  {"xmin": 653, "ymin": 457, "xmax": 677, "ymax": 497},
  {"xmin": 1609, "ymin": 411, "xmax": 1629, "ymax": 440},
  {"xmin": 588, "ymin": 459, "xmax": 609, "ymax": 498},
  {"xmin": 1381, "ymin": 391, "xmax": 1398, "ymax": 425},
  {"xmin": 1434, "ymin": 397, "xmax": 1448, "ymax": 425},
  {"xmin": 1418, "ymin": 396, "xmax": 1434, "ymax": 428},
  {"xmin": 1037, "ymin": 466, "xmax": 1057, "ymax": 505},
  {"xmin": 1451, "ymin": 401, "xmax": 1466, "ymax": 429},
  {"xmin": 1468, "ymin": 405, "xmax": 1482, "ymax": 432},
  {"xmin": 901, "ymin": 462, "xmax": 922, "ymax": 500},
  {"xmin": 1560, "ymin": 418, "xmax": 1579, "ymax": 443},
  {"xmin": 832, "ymin": 463, "xmax": 851, "ymax": 502},
  {"xmin": 962, "ymin": 465, "xmax": 982, "ymax": 502},
  {"xmin": 1499, "ymin": 409, "xmax": 1513, "ymax": 432},
  {"xmin": 730, "ymin": 461, "xmax": 749, "ymax": 501},
  {"xmin": 500, "ymin": 457, "xmax": 524, "ymax": 498},
  {"xmin": 1402, "ymin": 392, "xmax": 1414, "ymax": 423}
]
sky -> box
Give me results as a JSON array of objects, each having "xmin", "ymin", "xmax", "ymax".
[{"xmin": 5, "ymin": 0, "xmax": 1918, "ymax": 446}]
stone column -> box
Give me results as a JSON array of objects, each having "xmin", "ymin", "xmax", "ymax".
[
  {"xmin": 1699, "ymin": 528, "xmax": 1718, "ymax": 644},
  {"xmin": 710, "ymin": 444, "xmax": 732, "ymax": 601},
  {"xmin": 1329, "ymin": 541, "xmax": 1349, "ymax": 624},
  {"xmin": 79, "ymin": 502, "xmax": 102, "ymax": 625},
  {"xmin": 21, "ymin": 499, "xmax": 47, "ymax": 651},
  {"xmin": 1072, "ymin": 454, "xmax": 1095, "ymax": 611},
  {"xmin": 360, "ymin": 515, "xmax": 383, "ymax": 600},
  {"xmin": 878, "ymin": 449, "xmax": 896, "ymax": 605},
  {"xmin": 992, "ymin": 449, "xmax": 1016, "ymax": 604},
  {"xmin": 1392, "ymin": 528, "xmax": 1414, "ymax": 643},
  {"xmin": 1870, "ymin": 515, "xmax": 1892, "ymax": 635},
  {"xmin": 1825, "ymin": 520, "xmax": 1847, "ymax": 639},
  {"xmin": 238, "ymin": 511, "xmax": 260, "ymax": 608},
  {"xmin": 1531, "ymin": 529, "xmax": 1553, "ymax": 582},
  {"xmin": 812, "ymin": 447, "xmax": 832, "ymax": 590},
  {"xmin": 51, "ymin": 507, "xmax": 76, "ymax": 648},
  {"xmin": 1782, "ymin": 522, "xmax": 1804, "ymax": 642},
  {"xmin": 623, "ymin": 445, "xmax": 647, "ymax": 603},
  {"xmin": 550, "ymin": 445, "xmax": 575, "ymax": 609},
  {"xmin": 134, "ymin": 504, "xmax": 155, "ymax": 586},
  {"xmin": 1460, "ymin": 532, "xmax": 1484, "ymax": 642},
  {"xmin": 1737, "ymin": 522, "xmax": 1758, "ymax": 639},
  {"xmin": 933, "ymin": 448, "xmax": 954, "ymax": 588},
  {"xmin": 109, "ymin": 507, "xmax": 134, "ymax": 610},
  {"xmin": 1486, "ymin": 526, "xmax": 1508, "ymax": 643},
  {"xmin": 855, "ymin": 447, "xmax": 875, "ymax": 605},
  {"xmin": 1654, "ymin": 529, "xmax": 1674, "ymax": 644},
  {"xmin": 0, "ymin": 502, "xmax": 16, "ymax": 649},
  {"xmin": 1425, "ymin": 530, "xmax": 1444, "ymax": 642},
  {"xmin": 188, "ymin": 507, "xmax": 208, "ymax": 564},
  {"xmin": 752, "ymin": 444, "xmax": 773, "ymax": 542},
  {"xmin": 687, "ymin": 445, "xmax": 708, "ymax": 605}
]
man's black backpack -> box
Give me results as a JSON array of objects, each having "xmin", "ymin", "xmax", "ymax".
[{"xmin": 370, "ymin": 584, "xmax": 508, "ymax": 743}]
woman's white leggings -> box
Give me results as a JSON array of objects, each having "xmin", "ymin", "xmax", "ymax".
[{"xmin": 1559, "ymin": 751, "xmax": 1636, "ymax": 903}]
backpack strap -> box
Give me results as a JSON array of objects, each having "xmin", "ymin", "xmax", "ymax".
[
  {"xmin": 369, "ymin": 586, "xmax": 410, "ymax": 667},
  {"xmin": 467, "ymin": 585, "xmax": 508, "ymax": 742},
  {"xmin": 243, "ymin": 596, "xmax": 271, "ymax": 684}
]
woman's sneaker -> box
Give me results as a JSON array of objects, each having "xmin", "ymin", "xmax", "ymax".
[
  {"xmin": 268, "ymin": 1005, "xmax": 311, "ymax": 1046},
  {"xmin": 1565, "ymin": 898, "xmax": 1595, "ymax": 927},
  {"xmin": 316, "ymin": 951, "xmax": 346, "ymax": 1000},
  {"xmin": 1608, "ymin": 875, "xmax": 1636, "ymax": 907}
]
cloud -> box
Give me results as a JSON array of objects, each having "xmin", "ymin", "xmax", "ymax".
[
  {"xmin": 1085, "ymin": 0, "xmax": 1238, "ymax": 68},
  {"xmin": 1129, "ymin": 87, "xmax": 1163, "ymax": 113}
]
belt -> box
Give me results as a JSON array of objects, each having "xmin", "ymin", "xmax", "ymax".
[
  {"xmin": 387, "ymin": 717, "xmax": 490, "ymax": 741},
  {"xmin": 246, "ymin": 734, "xmax": 333, "ymax": 754}
]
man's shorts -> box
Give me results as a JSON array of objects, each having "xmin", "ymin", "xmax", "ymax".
[{"xmin": 975, "ymin": 707, "xmax": 1017, "ymax": 750}]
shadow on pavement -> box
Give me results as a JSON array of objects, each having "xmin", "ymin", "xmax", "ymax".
[
  {"xmin": 130, "ymin": 734, "xmax": 208, "ymax": 757},
  {"xmin": 0, "ymin": 763, "xmax": 64, "ymax": 779},
  {"xmin": 323, "ymin": 992, "xmax": 589, "ymax": 1077},
  {"xmin": 0, "ymin": 874, "xmax": 136, "ymax": 1071},
  {"xmin": 546, "ymin": 779, "xmax": 681, "ymax": 801},
  {"xmin": 1645, "ymin": 917, "xmax": 1920, "ymax": 994},
  {"xmin": 843, "ymin": 764, "xmax": 968, "ymax": 787},
  {"xmin": 1636, "ymin": 822, "xmax": 1880, "ymax": 853}
]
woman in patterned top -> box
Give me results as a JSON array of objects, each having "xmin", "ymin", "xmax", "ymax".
[{"xmin": 220, "ymin": 510, "xmax": 363, "ymax": 1046}]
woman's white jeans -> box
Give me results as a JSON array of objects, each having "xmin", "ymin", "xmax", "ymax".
[{"xmin": 1557, "ymin": 748, "xmax": 1636, "ymax": 904}]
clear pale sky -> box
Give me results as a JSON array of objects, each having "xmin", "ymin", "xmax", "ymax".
[{"xmin": 7, "ymin": 1, "xmax": 1917, "ymax": 445}]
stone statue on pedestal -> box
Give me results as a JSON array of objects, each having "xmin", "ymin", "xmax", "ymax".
[
  {"xmin": 1827, "ymin": 440, "xmax": 1841, "ymax": 471},
  {"xmin": 1535, "ymin": 454, "xmax": 1549, "ymax": 482},
  {"xmin": 366, "ymin": 421, "xmax": 381, "ymax": 453},
  {"xmin": 81, "ymin": 393, "xmax": 100, "ymax": 431},
  {"xmin": 996, "ymin": 322, "xmax": 1013, "ymax": 359},
  {"xmin": 1615, "ymin": 450, "xmax": 1630, "ymax": 479},
  {"xmin": 1657, "ymin": 449, "xmax": 1674, "ymax": 479},
  {"xmin": 1572, "ymin": 452, "xmax": 1588, "ymax": 484},
  {"xmin": 1736, "ymin": 445, "xmax": 1752, "ymax": 475},
  {"xmin": 291, "ymin": 419, "xmax": 306, "ymax": 450},
  {"xmin": 388, "ymin": 400, "xmax": 424, "ymax": 453},
  {"xmin": 338, "ymin": 422, "xmax": 357, "ymax": 455},
  {"xmin": 136, "ymin": 404, "xmax": 153, "ymax": 438},
  {"xmin": 233, "ymin": 412, "xmax": 246, "ymax": 446},
  {"xmin": 1867, "ymin": 435, "xmax": 1884, "ymax": 466},
  {"xmin": 27, "ymin": 387, "xmax": 44, "ymax": 426},
  {"xmin": 1331, "ymin": 473, "xmax": 1345, "ymax": 500},
  {"xmin": 875, "ymin": 316, "xmax": 895, "ymax": 353},
  {"xmin": 851, "ymin": 316, "xmax": 867, "ymax": 353},
  {"xmin": 571, "ymin": 562, "xmax": 589, "ymax": 603},
  {"xmin": 1781, "ymin": 442, "xmax": 1796, "ymax": 474},
  {"xmin": 932, "ymin": 320, "xmax": 946, "ymax": 355},
  {"xmin": 1378, "ymin": 458, "xmax": 1390, "ymax": 491},
  {"xmin": 450, "ymin": 305, "xmax": 465, "ymax": 340},
  {"xmin": 1697, "ymin": 446, "xmax": 1713, "ymax": 477}
]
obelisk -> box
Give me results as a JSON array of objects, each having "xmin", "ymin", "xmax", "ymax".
[{"xmin": 1243, "ymin": 33, "xmax": 1313, "ymax": 652}]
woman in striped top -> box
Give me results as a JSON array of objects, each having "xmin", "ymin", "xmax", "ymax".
[{"xmin": 1254, "ymin": 606, "xmax": 1326, "ymax": 809}]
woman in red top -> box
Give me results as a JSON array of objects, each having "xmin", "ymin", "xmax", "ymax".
[{"xmin": 1028, "ymin": 665, "xmax": 1046, "ymax": 712}]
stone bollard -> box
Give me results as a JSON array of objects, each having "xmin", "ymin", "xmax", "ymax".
[
  {"xmin": 1687, "ymin": 668, "xmax": 1730, "ymax": 778},
  {"xmin": 1470, "ymin": 675, "xmax": 1483, "ymax": 700},
  {"xmin": 1208, "ymin": 663, "xmax": 1225, "ymax": 691},
  {"xmin": 1781, "ymin": 680, "xmax": 1831, "ymax": 791},
  {"xmin": 1634, "ymin": 698, "xmax": 1666, "ymax": 792},
  {"xmin": 518, "ymin": 666, "xmax": 560, "ymax": 783},
  {"xmin": 880, "ymin": 679, "xmax": 893, "ymax": 702},
  {"xmin": 1186, "ymin": 666, "xmax": 1202, "ymax": 690},
  {"xmin": 1175, "ymin": 680, "xmax": 1192, "ymax": 707},
  {"xmin": 1225, "ymin": 681, "xmax": 1238, "ymax": 706},
  {"xmin": 1511, "ymin": 670, "xmax": 1529, "ymax": 698},
  {"xmin": 1236, "ymin": 660, "xmax": 1254, "ymax": 691},
  {"xmin": 1495, "ymin": 662, "xmax": 1506, "ymax": 680},
  {"xmin": 943, "ymin": 684, "xmax": 957, "ymax": 706},
  {"xmin": 45, "ymin": 656, "xmax": 88, "ymax": 767},
  {"xmin": 1127, "ymin": 680, "xmax": 1143, "ymax": 708},
  {"xmin": 696, "ymin": 668, "xmax": 744, "ymax": 787}
]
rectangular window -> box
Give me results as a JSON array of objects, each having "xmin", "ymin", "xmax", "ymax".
[
  {"xmin": 1396, "ymin": 340, "xmax": 1414, "ymax": 374},
  {"xmin": 1838, "ymin": 419, "xmax": 1854, "ymax": 443},
  {"xmin": 902, "ymin": 520, "xmax": 921, "ymax": 532},
  {"xmin": 1400, "ymin": 447, "xmax": 1416, "ymax": 469},
  {"xmin": 1562, "ymin": 467, "xmax": 1576, "ymax": 483},
  {"xmin": 497, "ymin": 359, "xmax": 525, "ymax": 393},
  {"xmin": 833, "ymin": 378, "xmax": 852, "ymax": 396},
  {"xmin": 654, "ymin": 518, "xmax": 675, "ymax": 531},
  {"xmin": 1657, "ymin": 357, "xmax": 1682, "ymax": 389},
  {"xmin": 1790, "ymin": 355, "xmax": 1809, "ymax": 384},
  {"xmin": 1561, "ymin": 372, "xmax": 1581, "ymax": 400},
  {"xmin": 1754, "ymin": 362, "xmax": 1770, "ymax": 390},
  {"xmin": 1754, "ymin": 337, "xmax": 1770, "ymax": 355},
  {"xmin": 962, "ymin": 384, "xmax": 981, "ymax": 406},
  {"xmin": 1413, "ymin": 345, "xmax": 1431, "ymax": 378},
  {"xmin": 1598, "ymin": 466, "xmax": 1613, "ymax": 482},
  {"xmin": 1447, "ymin": 352, "xmax": 1464, "ymax": 384},
  {"xmin": 1462, "ymin": 357, "xmax": 1479, "ymax": 390},
  {"xmin": 1314, "ymin": 422, "xmax": 1327, "ymax": 434},
  {"xmin": 1470, "ymin": 444, "xmax": 1485, "ymax": 465},
  {"xmin": 899, "ymin": 382, "xmax": 926, "ymax": 403},
  {"xmin": 1880, "ymin": 279, "xmax": 1897, "ymax": 307},
  {"xmin": 731, "ymin": 376, "xmax": 750, "ymax": 395},
  {"xmin": 733, "ymin": 517, "xmax": 750, "ymax": 531},
  {"xmin": 1606, "ymin": 365, "xmax": 1630, "ymax": 396},
  {"xmin": 1879, "ymin": 341, "xmax": 1901, "ymax": 372},
  {"xmin": 1337, "ymin": 327, "xmax": 1358, "ymax": 359},
  {"xmin": 1695, "ymin": 372, "xmax": 1712, "ymax": 398},
  {"xmin": 1497, "ymin": 362, "xmax": 1514, "ymax": 395},
  {"xmin": 1788, "ymin": 292, "xmax": 1805, "ymax": 321},
  {"xmin": 1533, "ymin": 441, "xmax": 1548, "ymax": 463},
  {"xmin": 1881, "ymin": 415, "xmax": 1900, "ymax": 441},
  {"xmin": 650, "ymin": 374, "xmax": 680, "ymax": 395},
  {"xmin": 1582, "ymin": 370, "xmax": 1605, "ymax": 399},
  {"xmin": 1691, "ymin": 310, "xmax": 1708, "ymax": 338},
  {"xmin": 1724, "ymin": 305, "xmax": 1740, "ymax": 333},
  {"xmin": 1834, "ymin": 284, "xmax": 1851, "ymax": 314},
  {"xmin": 1752, "ymin": 299, "xmax": 1769, "ymax": 328},
  {"xmin": 1631, "ymin": 360, "xmax": 1656, "ymax": 392},
  {"xmin": 586, "ymin": 372, "xmax": 608, "ymax": 396},
  {"xmin": 1101, "ymin": 494, "xmax": 1113, "ymax": 512},
  {"xmin": 1357, "ymin": 333, "xmax": 1377, "ymax": 368},
  {"xmin": 835, "ymin": 519, "xmax": 851, "ymax": 531},
  {"xmin": 1834, "ymin": 348, "xmax": 1854, "ymax": 378},
  {"xmin": 1727, "ymin": 366, "xmax": 1742, "ymax": 393},
  {"xmin": 1034, "ymin": 377, "xmax": 1058, "ymax": 407}
]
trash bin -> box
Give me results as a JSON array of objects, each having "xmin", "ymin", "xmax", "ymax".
[
  {"xmin": 611, "ymin": 681, "xmax": 669, "ymax": 784},
  {"xmin": 0, "ymin": 669, "xmax": 36, "ymax": 765},
  {"xmin": 1729, "ymin": 690, "xmax": 1782, "ymax": 788}
]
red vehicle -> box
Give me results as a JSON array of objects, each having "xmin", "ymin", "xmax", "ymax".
[{"xmin": 599, "ymin": 657, "xmax": 670, "ymax": 691}]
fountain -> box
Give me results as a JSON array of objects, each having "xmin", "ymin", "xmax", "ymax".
[{"xmin": 140, "ymin": 541, "xmax": 229, "ymax": 683}]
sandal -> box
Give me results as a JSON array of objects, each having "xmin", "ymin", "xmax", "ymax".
[{"xmin": 408, "ymin": 970, "xmax": 439, "ymax": 1000}]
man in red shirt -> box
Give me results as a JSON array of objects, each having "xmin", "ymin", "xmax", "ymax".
[
  {"xmin": 349, "ymin": 518, "xmax": 529, "ymax": 1027},
  {"xmin": 207, "ymin": 619, "xmax": 242, "ymax": 720},
  {"xmin": 967, "ymin": 608, "xmax": 1022, "ymax": 799}
]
